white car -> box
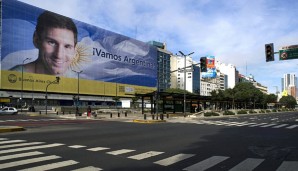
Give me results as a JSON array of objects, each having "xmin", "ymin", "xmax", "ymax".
[{"xmin": 0, "ymin": 107, "xmax": 18, "ymax": 115}]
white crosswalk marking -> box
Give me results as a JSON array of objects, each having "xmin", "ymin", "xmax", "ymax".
[
  {"xmin": 107, "ymin": 149, "xmax": 135, "ymax": 155},
  {"xmin": 87, "ymin": 147, "xmax": 110, "ymax": 151},
  {"xmin": 286, "ymin": 125, "xmax": 298, "ymax": 129},
  {"xmin": 0, "ymin": 155, "xmax": 61, "ymax": 169},
  {"xmin": 0, "ymin": 151, "xmax": 44, "ymax": 161},
  {"xmin": 183, "ymin": 156, "xmax": 229, "ymax": 171},
  {"xmin": 0, "ymin": 140, "xmax": 26, "ymax": 144},
  {"xmin": 0, "ymin": 143, "xmax": 64, "ymax": 154},
  {"xmin": 248, "ymin": 123, "xmax": 267, "ymax": 127},
  {"xmin": 154, "ymin": 153, "xmax": 195, "ymax": 166},
  {"xmin": 0, "ymin": 142, "xmax": 45, "ymax": 149},
  {"xmin": 0, "ymin": 138, "xmax": 8, "ymax": 141},
  {"xmin": 19, "ymin": 160, "xmax": 78, "ymax": 171},
  {"xmin": 273, "ymin": 124, "xmax": 288, "ymax": 128},
  {"xmin": 72, "ymin": 166, "xmax": 103, "ymax": 171},
  {"xmin": 229, "ymin": 158, "xmax": 264, "ymax": 171},
  {"xmin": 260, "ymin": 123, "xmax": 277, "ymax": 128},
  {"xmin": 276, "ymin": 161, "xmax": 298, "ymax": 171},
  {"xmin": 128, "ymin": 151, "xmax": 164, "ymax": 160},
  {"xmin": 69, "ymin": 145, "xmax": 86, "ymax": 148}
]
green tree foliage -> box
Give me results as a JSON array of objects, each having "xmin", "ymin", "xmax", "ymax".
[
  {"xmin": 279, "ymin": 96, "xmax": 297, "ymax": 108},
  {"xmin": 165, "ymin": 88, "xmax": 193, "ymax": 95},
  {"xmin": 210, "ymin": 82, "xmax": 277, "ymax": 109}
]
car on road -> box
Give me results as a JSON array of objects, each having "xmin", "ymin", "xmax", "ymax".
[{"xmin": 0, "ymin": 107, "xmax": 18, "ymax": 115}]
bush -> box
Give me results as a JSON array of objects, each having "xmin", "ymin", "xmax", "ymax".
[
  {"xmin": 266, "ymin": 110, "xmax": 271, "ymax": 113},
  {"xmin": 204, "ymin": 112, "xmax": 220, "ymax": 117},
  {"xmin": 260, "ymin": 110, "xmax": 266, "ymax": 113},
  {"xmin": 249, "ymin": 110, "xmax": 257, "ymax": 114},
  {"xmin": 223, "ymin": 110, "xmax": 235, "ymax": 115},
  {"xmin": 272, "ymin": 109, "xmax": 277, "ymax": 112},
  {"xmin": 237, "ymin": 110, "xmax": 248, "ymax": 114}
]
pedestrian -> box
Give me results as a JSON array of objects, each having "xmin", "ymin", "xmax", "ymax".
[{"xmin": 87, "ymin": 106, "xmax": 91, "ymax": 117}]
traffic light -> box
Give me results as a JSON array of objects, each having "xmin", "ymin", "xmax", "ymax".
[
  {"xmin": 265, "ymin": 43, "xmax": 274, "ymax": 62},
  {"xmin": 200, "ymin": 57, "xmax": 207, "ymax": 72}
]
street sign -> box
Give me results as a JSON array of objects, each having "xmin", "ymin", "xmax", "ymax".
[{"xmin": 279, "ymin": 45, "xmax": 298, "ymax": 60}]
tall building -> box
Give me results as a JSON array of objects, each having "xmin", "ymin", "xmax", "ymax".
[
  {"xmin": 282, "ymin": 74, "xmax": 297, "ymax": 91},
  {"xmin": 215, "ymin": 61, "xmax": 239, "ymax": 89},
  {"xmin": 148, "ymin": 41, "xmax": 172, "ymax": 92},
  {"xmin": 282, "ymin": 73, "xmax": 297, "ymax": 97},
  {"xmin": 170, "ymin": 55, "xmax": 200, "ymax": 93}
]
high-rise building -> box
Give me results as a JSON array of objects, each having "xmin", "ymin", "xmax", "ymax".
[
  {"xmin": 282, "ymin": 73, "xmax": 297, "ymax": 97},
  {"xmin": 170, "ymin": 55, "xmax": 200, "ymax": 93},
  {"xmin": 282, "ymin": 73, "xmax": 297, "ymax": 91},
  {"xmin": 215, "ymin": 61, "xmax": 239, "ymax": 89},
  {"xmin": 148, "ymin": 41, "xmax": 172, "ymax": 92}
]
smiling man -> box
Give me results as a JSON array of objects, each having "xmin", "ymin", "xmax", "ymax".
[{"xmin": 11, "ymin": 11, "xmax": 78, "ymax": 76}]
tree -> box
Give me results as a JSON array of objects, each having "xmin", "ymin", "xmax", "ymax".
[{"xmin": 279, "ymin": 96, "xmax": 297, "ymax": 108}]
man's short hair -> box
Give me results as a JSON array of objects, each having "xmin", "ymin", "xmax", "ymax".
[{"xmin": 35, "ymin": 11, "xmax": 78, "ymax": 45}]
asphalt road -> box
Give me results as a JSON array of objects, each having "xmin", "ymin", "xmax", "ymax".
[{"xmin": 0, "ymin": 112, "xmax": 298, "ymax": 170}]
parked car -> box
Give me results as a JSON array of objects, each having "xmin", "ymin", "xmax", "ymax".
[{"xmin": 0, "ymin": 107, "xmax": 18, "ymax": 115}]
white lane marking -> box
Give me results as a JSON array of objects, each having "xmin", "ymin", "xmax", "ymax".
[
  {"xmin": 248, "ymin": 123, "xmax": 267, "ymax": 127},
  {"xmin": 286, "ymin": 125, "xmax": 298, "ymax": 129},
  {"xmin": 229, "ymin": 158, "xmax": 264, "ymax": 171},
  {"xmin": 128, "ymin": 151, "xmax": 164, "ymax": 160},
  {"xmin": 72, "ymin": 166, "xmax": 103, "ymax": 171},
  {"xmin": 273, "ymin": 124, "xmax": 288, "ymax": 128},
  {"xmin": 0, "ymin": 138, "xmax": 8, "ymax": 141},
  {"xmin": 69, "ymin": 145, "xmax": 86, "ymax": 148},
  {"xmin": 87, "ymin": 147, "xmax": 110, "ymax": 151},
  {"xmin": 107, "ymin": 149, "xmax": 136, "ymax": 155},
  {"xmin": 0, "ymin": 155, "xmax": 61, "ymax": 169},
  {"xmin": 260, "ymin": 123, "xmax": 277, "ymax": 128},
  {"xmin": 0, "ymin": 142, "xmax": 45, "ymax": 149},
  {"xmin": 0, "ymin": 151, "xmax": 44, "ymax": 161},
  {"xmin": 0, "ymin": 140, "xmax": 26, "ymax": 144},
  {"xmin": 183, "ymin": 156, "xmax": 229, "ymax": 171},
  {"xmin": 19, "ymin": 160, "xmax": 78, "ymax": 171},
  {"xmin": 154, "ymin": 153, "xmax": 195, "ymax": 166},
  {"xmin": 0, "ymin": 143, "xmax": 64, "ymax": 154},
  {"xmin": 276, "ymin": 161, "xmax": 298, "ymax": 171}
]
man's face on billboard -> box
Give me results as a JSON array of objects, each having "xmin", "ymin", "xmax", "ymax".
[{"xmin": 38, "ymin": 27, "xmax": 75, "ymax": 75}]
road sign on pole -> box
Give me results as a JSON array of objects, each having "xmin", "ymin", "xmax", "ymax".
[{"xmin": 279, "ymin": 45, "xmax": 298, "ymax": 60}]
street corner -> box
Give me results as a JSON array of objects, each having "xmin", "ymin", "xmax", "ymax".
[
  {"xmin": 133, "ymin": 119, "xmax": 167, "ymax": 124},
  {"xmin": 0, "ymin": 126, "xmax": 25, "ymax": 133}
]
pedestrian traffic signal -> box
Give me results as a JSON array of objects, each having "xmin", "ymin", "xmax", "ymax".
[
  {"xmin": 200, "ymin": 57, "xmax": 207, "ymax": 72},
  {"xmin": 265, "ymin": 43, "xmax": 274, "ymax": 62}
]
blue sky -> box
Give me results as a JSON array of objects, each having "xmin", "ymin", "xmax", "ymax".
[{"xmin": 20, "ymin": 0, "xmax": 298, "ymax": 94}]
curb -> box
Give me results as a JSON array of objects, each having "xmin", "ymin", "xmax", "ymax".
[
  {"xmin": 0, "ymin": 126, "xmax": 25, "ymax": 133},
  {"xmin": 133, "ymin": 119, "xmax": 167, "ymax": 124}
]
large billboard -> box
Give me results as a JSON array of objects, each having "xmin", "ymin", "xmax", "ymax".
[
  {"xmin": 0, "ymin": 0, "xmax": 157, "ymax": 96},
  {"xmin": 201, "ymin": 56, "xmax": 216, "ymax": 78}
]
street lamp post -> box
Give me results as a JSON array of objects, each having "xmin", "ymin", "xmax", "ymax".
[
  {"xmin": 178, "ymin": 51, "xmax": 194, "ymax": 117},
  {"xmin": 72, "ymin": 70, "xmax": 83, "ymax": 115},
  {"xmin": 45, "ymin": 77, "xmax": 60, "ymax": 115},
  {"xmin": 21, "ymin": 58, "xmax": 31, "ymax": 112}
]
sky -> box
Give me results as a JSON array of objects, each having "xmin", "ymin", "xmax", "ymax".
[{"xmin": 19, "ymin": 0, "xmax": 298, "ymax": 94}]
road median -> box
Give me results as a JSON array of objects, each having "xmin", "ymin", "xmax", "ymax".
[
  {"xmin": 133, "ymin": 119, "xmax": 166, "ymax": 124},
  {"xmin": 0, "ymin": 126, "xmax": 25, "ymax": 133}
]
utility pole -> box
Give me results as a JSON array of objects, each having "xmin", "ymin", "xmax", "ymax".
[
  {"xmin": 72, "ymin": 70, "xmax": 83, "ymax": 116},
  {"xmin": 21, "ymin": 58, "xmax": 31, "ymax": 112},
  {"xmin": 45, "ymin": 77, "xmax": 60, "ymax": 115},
  {"xmin": 178, "ymin": 51, "xmax": 194, "ymax": 117}
]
